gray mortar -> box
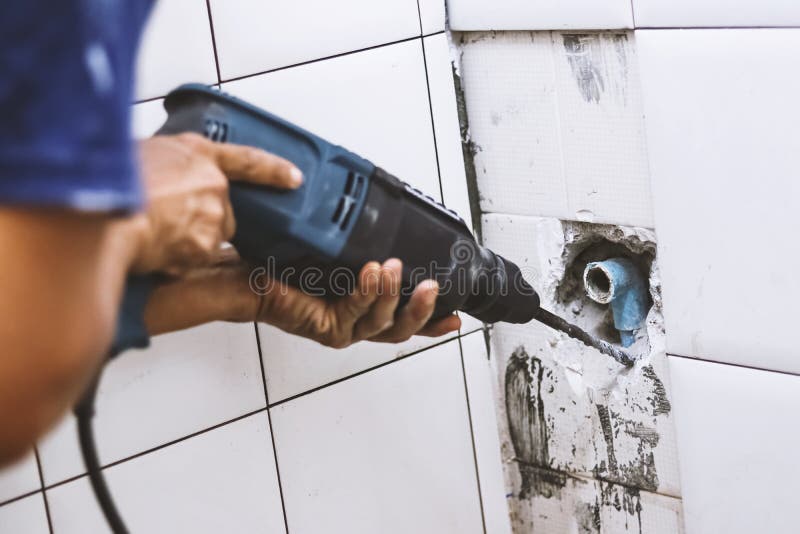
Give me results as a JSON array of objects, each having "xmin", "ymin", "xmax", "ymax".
[{"xmin": 450, "ymin": 32, "xmax": 484, "ymax": 240}]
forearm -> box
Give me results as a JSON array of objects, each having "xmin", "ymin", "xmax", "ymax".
[{"xmin": 0, "ymin": 210, "xmax": 142, "ymax": 464}]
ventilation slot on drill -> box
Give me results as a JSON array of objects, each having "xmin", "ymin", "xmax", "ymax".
[
  {"xmin": 204, "ymin": 119, "xmax": 229, "ymax": 143},
  {"xmin": 331, "ymin": 172, "xmax": 365, "ymax": 230}
]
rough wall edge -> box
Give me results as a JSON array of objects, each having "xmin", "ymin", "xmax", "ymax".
[{"xmin": 448, "ymin": 31, "xmax": 484, "ymax": 241}]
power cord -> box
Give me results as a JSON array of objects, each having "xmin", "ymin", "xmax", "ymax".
[
  {"xmin": 74, "ymin": 370, "xmax": 129, "ymax": 534},
  {"xmin": 74, "ymin": 274, "xmax": 154, "ymax": 534}
]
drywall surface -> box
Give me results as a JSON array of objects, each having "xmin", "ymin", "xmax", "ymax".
[{"xmin": 455, "ymin": 31, "xmax": 684, "ymax": 533}]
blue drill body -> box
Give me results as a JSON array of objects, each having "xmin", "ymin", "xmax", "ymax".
[{"xmin": 158, "ymin": 84, "xmax": 539, "ymax": 324}]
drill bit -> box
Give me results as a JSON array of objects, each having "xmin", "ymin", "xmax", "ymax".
[{"xmin": 533, "ymin": 308, "xmax": 636, "ymax": 367}]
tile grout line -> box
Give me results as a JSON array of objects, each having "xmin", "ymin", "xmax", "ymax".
[
  {"xmin": 34, "ymin": 448, "xmax": 54, "ymax": 533},
  {"xmin": 414, "ymin": 0, "xmax": 425, "ymax": 35},
  {"xmin": 265, "ymin": 410, "xmax": 290, "ymax": 534},
  {"xmin": 457, "ymin": 336, "xmax": 488, "ymax": 534},
  {"xmin": 36, "ymin": 330, "xmax": 485, "ymax": 495},
  {"xmin": 415, "ymin": 0, "xmax": 446, "ymax": 203},
  {"xmin": 203, "ymin": 0, "xmax": 223, "ymax": 84},
  {"xmin": 0, "ymin": 489, "xmax": 43, "ymax": 509},
  {"xmin": 132, "ymin": 94, "xmax": 165, "ymax": 105},
  {"xmin": 546, "ymin": 30, "xmax": 573, "ymax": 217},
  {"xmin": 635, "ymin": 25, "xmax": 800, "ymax": 30},
  {"xmin": 221, "ymin": 32, "xmax": 445, "ymax": 85},
  {"xmin": 254, "ymin": 324, "xmax": 291, "ymax": 533},
  {"xmin": 514, "ymin": 460, "xmax": 683, "ymax": 501},
  {"xmin": 253, "ymin": 324, "xmax": 271, "ymax": 417},
  {"xmin": 419, "ymin": 34, "xmax": 447, "ymax": 205},
  {"xmin": 667, "ymin": 352, "xmax": 800, "ymax": 378},
  {"xmin": 268, "ymin": 330, "xmax": 479, "ymax": 409},
  {"xmin": 478, "ymin": 207, "xmax": 657, "ymax": 231},
  {"xmin": 39, "ymin": 406, "xmax": 269, "ymax": 493},
  {"xmin": 133, "ymin": 32, "xmax": 447, "ymax": 105},
  {"xmin": 629, "ymin": 0, "xmax": 637, "ymax": 28}
]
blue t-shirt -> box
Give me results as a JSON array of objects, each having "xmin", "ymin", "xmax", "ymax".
[{"xmin": 0, "ymin": 0, "xmax": 155, "ymax": 212}]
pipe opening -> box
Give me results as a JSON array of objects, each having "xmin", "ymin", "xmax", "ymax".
[
  {"xmin": 585, "ymin": 265, "xmax": 612, "ymax": 304},
  {"xmin": 554, "ymin": 227, "xmax": 656, "ymax": 349},
  {"xmin": 582, "ymin": 258, "xmax": 649, "ymax": 348}
]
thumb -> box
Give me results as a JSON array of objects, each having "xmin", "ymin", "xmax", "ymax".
[{"xmin": 210, "ymin": 142, "xmax": 303, "ymax": 189}]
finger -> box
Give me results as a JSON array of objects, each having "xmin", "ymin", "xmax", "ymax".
[
  {"xmin": 417, "ymin": 314, "xmax": 462, "ymax": 337},
  {"xmin": 221, "ymin": 196, "xmax": 236, "ymax": 242},
  {"xmin": 210, "ymin": 245, "xmax": 241, "ymax": 266},
  {"xmin": 210, "ymin": 142, "xmax": 303, "ymax": 189},
  {"xmin": 332, "ymin": 262, "xmax": 382, "ymax": 331},
  {"xmin": 353, "ymin": 258, "xmax": 402, "ymax": 341},
  {"xmin": 369, "ymin": 278, "xmax": 438, "ymax": 343}
]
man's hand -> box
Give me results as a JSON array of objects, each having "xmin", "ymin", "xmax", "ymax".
[
  {"xmin": 131, "ymin": 134, "xmax": 302, "ymax": 274},
  {"xmin": 0, "ymin": 135, "xmax": 303, "ymax": 465},
  {"xmin": 143, "ymin": 254, "xmax": 462, "ymax": 347},
  {"xmin": 255, "ymin": 259, "xmax": 462, "ymax": 348}
]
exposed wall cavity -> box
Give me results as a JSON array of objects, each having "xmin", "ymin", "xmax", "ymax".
[
  {"xmin": 555, "ymin": 222, "xmax": 656, "ymax": 352},
  {"xmin": 477, "ymin": 215, "xmax": 683, "ymax": 533}
]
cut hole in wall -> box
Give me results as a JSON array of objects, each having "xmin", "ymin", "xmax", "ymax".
[{"xmin": 554, "ymin": 223, "xmax": 656, "ymax": 351}]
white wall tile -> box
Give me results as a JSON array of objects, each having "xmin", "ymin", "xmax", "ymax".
[
  {"xmin": 131, "ymin": 99, "xmax": 167, "ymax": 139},
  {"xmin": 419, "ymin": 0, "xmax": 447, "ymax": 34},
  {"xmin": 47, "ymin": 413, "xmax": 285, "ymax": 534},
  {"xmin": 637, "ymin": 29, "xmax": 800, "ymax": 372},
  {"xmin": 135, "ymin": 0, "xmax": 217, "ymax": 101},
  {"xmin": 223, "ymin": 41, "xmax": 441, "ymax": 200},
  {"xmin": 633, "ymin": 0, "xmax": 800, "ymax": 28},
  {"xmin": 460, "ymin": 333, "xmax": 513, "ymax": 534},
  {"xmin": 669, "ymin": 356, "xmax": 800, "ymax": 534},
  {"xmin": 448, "ymin": 0, "xmax": 633, "ymax": 30},
  {"xmin": 210, "ymin": 0, "xmax": 421, "ymax": 80},
  {"xmin": 258, "ymin": 323, "xmax": 459, "ymax": 404},
  {"xmin": 421, "ymin": 33, "xmax": 486, "ymax": 336},
  {"xmin": 0, "ymin": 451, "xmax": 40, "ymax": 503},
  {"xmin": 270, "ymin": 340, "xmax": 483, "ymax": 534},
  {"xmin": 423, "ymin": 34, "xmax": 473, "ymax": 231},
  {"xmin": 459, "ymin": 31, "xmax": 653, "ymax": 227},
  {"xmin": 460, "ymin": 32, "xmax": 566, "ymax": 219},
  {"xmin": 0, "ymin": 494, "xmax": 50, "ymax": 534},
  {"xmin": 551, "ymin": 32, "xmax": 653, "ymax": 227},
  {"xmin": 38, "ymin": 323, "xmax": 265, "ymax": 485}
]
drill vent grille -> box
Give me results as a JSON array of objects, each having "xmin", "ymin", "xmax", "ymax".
[
  {"xmin": 332, "ymin": 172, "xmax": 365, "ymax": 230},
  {"xmin": 204, "ymin": 118, "xmax": 229, "ymax": 143}
]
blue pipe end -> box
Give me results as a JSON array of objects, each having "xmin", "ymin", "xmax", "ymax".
[{"xmin": 583, "ymin": 258, "xmax": 648, "ymax": 347}]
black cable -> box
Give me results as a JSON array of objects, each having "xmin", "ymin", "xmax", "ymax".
[
  {"xmin": 73, "ymin": 274, "xmax": 153, "ymax": 533},
  {"xmin": 74, "ymin": 369, "xmax": 130, "ymax": 534}
]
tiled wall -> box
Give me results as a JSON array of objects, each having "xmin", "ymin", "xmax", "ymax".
[
  {"xmin": 0, "ymin": 2, "xmax": 508, "ymax": 533},
  {"xmin": 451, "ymin": 1, "xmax": 800, "ymax": 533},
  {"xmin": 637, "ymin": 26, "xmax": 800, "ymax": 534},
  {"xmin": 455, "ymin": 26, "xmax": 684, "ymax": 533}
]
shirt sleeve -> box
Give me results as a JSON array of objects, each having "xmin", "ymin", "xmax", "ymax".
[{"xmin": 0, "ymin": 0, "xmax": 153, "ymax": 213}]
